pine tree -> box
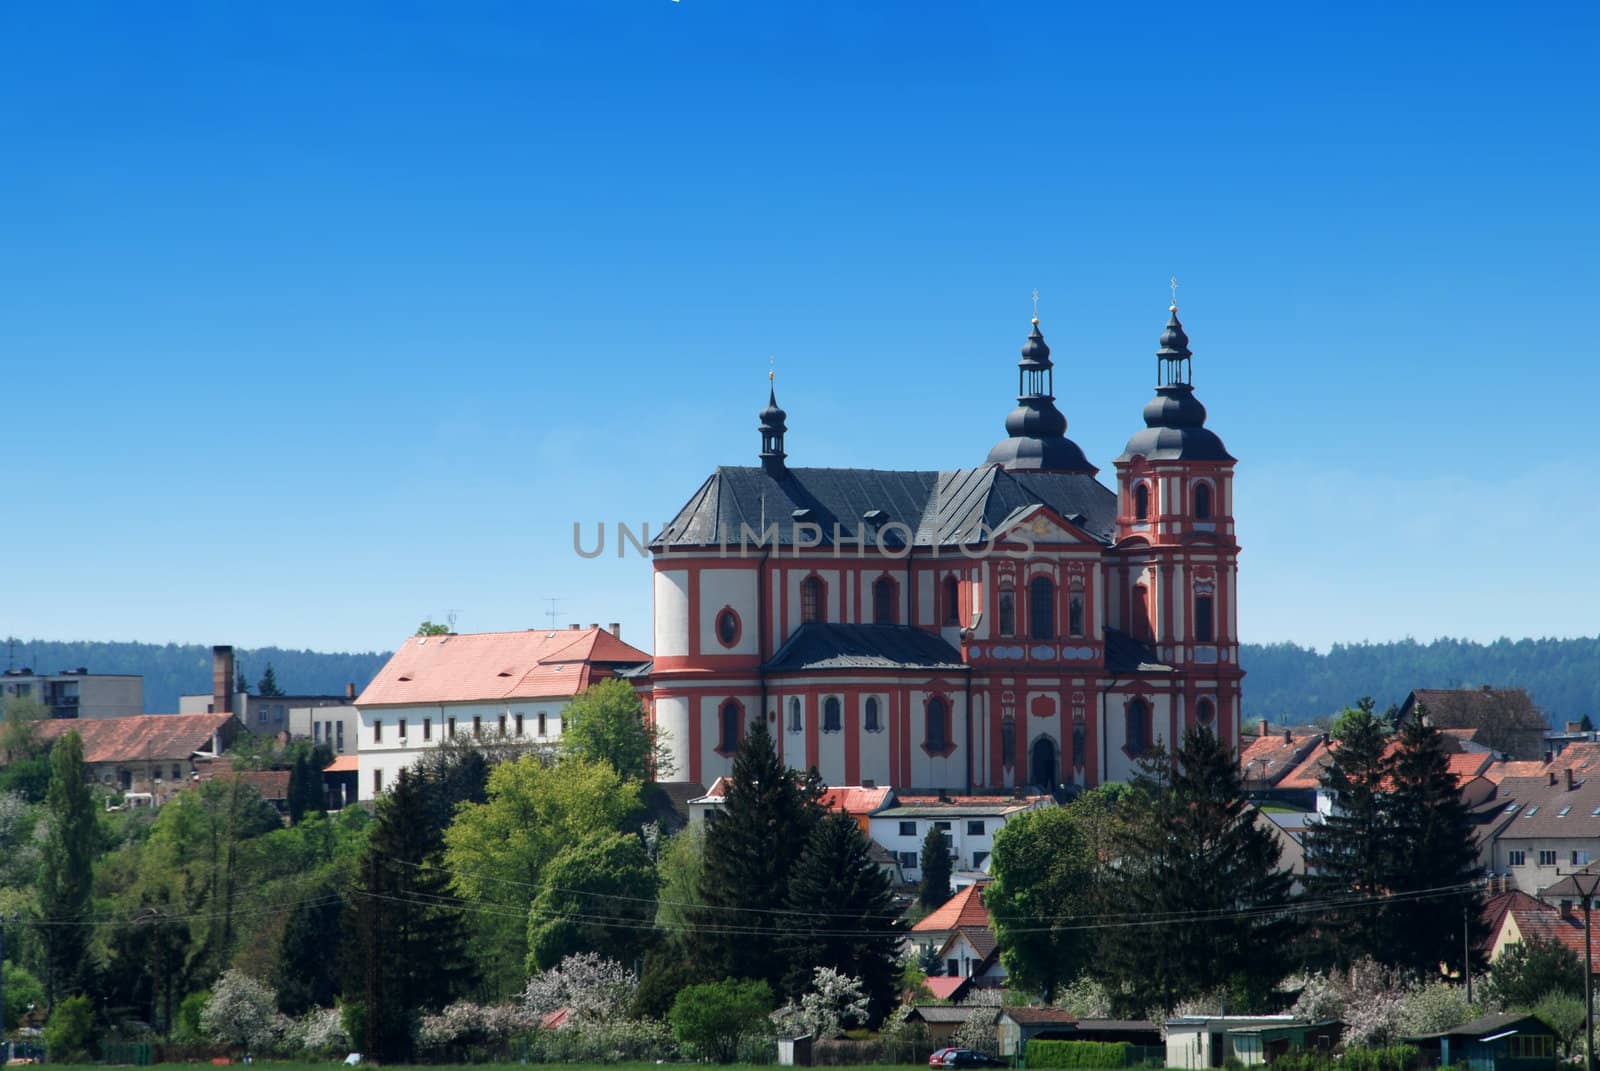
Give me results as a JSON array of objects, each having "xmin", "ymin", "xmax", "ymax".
[
  {"xmin": 350, "ymin": 769, "xmax": 473, "ymax": 1063},
  {"xmin": 38, "ymin": 732, "xmax": 97, "ymax": 1008},
  {"xmin": 257, "ymin": 663, "xmax": 284, "ymax": 697},
  {"xmin": 275, "ymin": 885, "xmax": 344, "ymax": 1015},
  {"xmin": 1382, "ymin": 704, "xmax": 1486, "ymax": 977},
  {"xmin": 1095, "ymin": 726, "xmax": 1295, "ymax": 1014},
  {"xmin": 779, "ymin": 812, "xmax": 904, "ymax": 1023},
  {"xmin": 1303, "ymin": 698, "xmax": 1392, "ymax": 967},
  {"xmin": 694, "ymin": 720, "xmax": 822, "ymax": 991},
  {"xmin": 919, "ymin": 826, "xmax": 953, "ymax": 909}
]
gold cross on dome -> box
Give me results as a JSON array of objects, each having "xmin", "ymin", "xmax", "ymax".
[
  {"xmin": 1170, "ymin": 275, "xmax": 1179, "ymax": 308},
  {"xmin": 1031, "ymin": 288, "xmax": 1040, "ymax": 320}
]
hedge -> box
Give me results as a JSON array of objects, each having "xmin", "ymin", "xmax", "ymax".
[
  {"xmin": 1028, "ymin": 1039, "xmax": 1134, "ymax": 1068},
  {"xmin": 1269, "ymin": 1046, "xmax": 1420, "ymax": 1071}
]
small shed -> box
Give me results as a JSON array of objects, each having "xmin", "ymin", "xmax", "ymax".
[
  {"xmin": 1227, "ymin": 1020, "xmax": 1342, "ymax": 1066},
  {"xmin": 1165, "ymin": 1016, "xmax": 1301, "ymax": 1070},
  {"xmin": 997, "ymin": 1007, "xmax": 1077, "ymax": 1057},
  {"xmin": 906, "ymin": 1005, "xmax": 983, "ymax": 1045},
  {"xmin": 1405, "ymin": 1012, "xmax": 1558, "ymax": 1071}
]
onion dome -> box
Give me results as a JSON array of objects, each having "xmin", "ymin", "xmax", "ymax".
[
  {"xmin": 985, "ymin": 314, "xmax": 1096, "ymax": 474},
  {"xmin": 759, "ymin": 375, "xmax": 788, "ymax": 475},
  {"xmin": 1118, "ymin": 304, "xmax": 1234, "ymax": 463}
]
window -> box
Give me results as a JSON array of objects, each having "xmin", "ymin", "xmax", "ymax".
[
  {"xmin": 899, "ymin": 821, "xmax": 917, "ymax": 837},
  {"xmin": 1194, "ymin": 595, "xmax": 1215, "ymax": 643},
  {"xmin": 1002, "ymin": 718, "xmax": 1016, "ymax": 766},
  {"xmin": 1575, "ymin": 850, "xmax": 1591, "ymax": 866},
  {"xmin": 1526, "ymin": 806, "xmax": 1540, "ymax": 816},
  {"xmin": 715, "ymin": 608, "xmax": 740, "ymax": 647},
  {"xmin": 1559, "ymin": 806, "xmax": 1572, "ymax": 817},
  {"xmin": 1072, "ymin": 724, "xmax": 1085, "ymax": 768},
  {"xmin": 1133, "ymin": 482, "xmax": 1151, "ymax": 520},
  {"xmin": 423, "ymin": 717, "xmax": 433, "ymax": 741},
  {"xmin": 1539, "ymin": 849, "xmax": 1558, "ymax": 867},
  {"xmin": 1197, "ymin": 698, "xmax": 1215, "ymax": 725},
  {"xmin": 943, "ymin": 576, "xmax": 961, "ymax": 626},
  {"xmin": 947, "ymin": 959, "xmax": 961, "ymax": 977},
  {"xmin": 1195, "ymin": 482, "xmax": 1213, "ymax": 519},
  {"xmin": 800, "ymin": 576, "xmax": 824, "ymax": 623},
  {"xmin": 998, "ymin": 588, "xmax": 1016, "ymax": 636},
  {"xmin": 719, "ymin": 700, "xmax": 741, "ymax": 753},
  {"xmin": 967, "ymin": 820, "xmax": 985, "ymax": 836},
  {"xmin": 787, "ymin": 697, "xmax": 803, "ymax": 734},
  {"xmin": 373, "ymin": 719, "xmax": 383, "ymax": 744},
  {"xmin": 538, "ymin": 711, "xmax": 548, "ymax": 736},
  {"xmin": 926, "ymin": 697, "xmax": 949, "ymax": 752},
  {"xmin": 1126, "ymin": 698, "xmax": 1149, "ymax": 755},
  {"xmin": 336, "ymin": 722, "xmax": 345, "ymax": 751},
  {"xmin": 447, "ymin": 716, "xmax": 457, "ymax": 738},
  {"xmin": 398, "ymin": 718, "xmax": 408, "ymax": 740},
  {"xmin": 1068, "ymin": 591, "xmax": 1085, "ymax": 637},
  {"xmin": 314, "ymin": 721, "xmax": 323, "ymax": 743},
  {"xmin": 864, "ymin": 696, "xmax": 881, "ymax": 732},
  {"xmin": 472, "ymin": 716, "xmax": 482, "ymax": 738},
  {"xmin": 172, "ymin": 764, "xmax": 182, "ymax": 781},
  {"xmin": 1508, "ymin": 850, "xmax": 1527, "ymax": 866},
  {"xmin": 498, "ymin": 714, "xmax": 508, "ymax": 736},
  {"xmin": 898, "ymin": 851, "xmax": 918, "ymax": 870},
  {"xmin": 973, "ymin": 850, "xmax": 990, "ymax": 868},
  {"xmin": 514, "ymin": 713, "xmax": 524, "ymax": 736},
  {"xmin": 823, "ymin": 696, "xmax": 842, "ymax": 733},
  {"xmin": 873, "ymin": 576, "xmax": 898, "ymax": 624},
  {"xmin": 373, "ymin": 769, "xmax": 384, "ymax": 795},
  {"xmin": 1029, "ymin": 576, "xmax": 1055, "ymax": 640},
  {"xmin": 1510, "ymin": 1037, "xmax": 1553, "ymax": 1060},
  {"xmin": 935, "ymin": 820, "xmax": 952, "ymax": 832}
]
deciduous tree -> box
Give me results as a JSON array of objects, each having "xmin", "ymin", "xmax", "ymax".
[
  {"xmin": 560, "ymin": 677, "xmax": 671, "ymax": 781},
  {"xmin": 526, "ymin": 831, "xmax": 658, "ymax": 972},
  {"xmin": 987, "ymin": 805, "xmax": 1096, "ymax": 1000}
]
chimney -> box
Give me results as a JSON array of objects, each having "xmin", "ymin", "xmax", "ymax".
[
  {"xmin": 569, "ymin": 623, "xmax": 580, "ymax": 630},
  {"xmin": 1259, "ymin": 718, "xmax": 1270, "ymax": 737},
  {"xmin": 1562, "ymin": 900, "xmax": 1575, "ymax": 920},
  {"xmin": 1283, "ymin": 729, "xmax": 1293, "ymax": 743},
  {"xmin": 1568, "ymin": 767, "xmax": 1577, "ymax": 790},
  {"xmin": 345, "ymin": 682, "xmax": 355, "ymax": 700},
  {"xmin": 861, "ymin": 779, "xmax": 876, "ymax": 789},
  {"xmin": 1550, "ymin": 770, "xmax": 1559, "ymax": 786},
  {"xmin": 212, "ymin": 646, "xmax": 235, "ymax": 715},
  {"xmin": 608, "ymin": 622, "xmax": 621, "ymax": 639},
  {"xmin": 589, "ymin": 622, "xmax": 599, "ymax": 630}
]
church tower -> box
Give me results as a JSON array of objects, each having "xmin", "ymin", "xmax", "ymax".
[
  {"xmin": 1111, "ymin": 291, "xmax": 1242, "ymax": 743},
  {"xmin": 985, "ymin": 310, "xmax": 1096, "ymax": 473}
]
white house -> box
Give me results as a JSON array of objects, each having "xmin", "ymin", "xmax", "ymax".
[
  {"xmin": 355, "ymin": 625, "xmax": 650, "ymax": 800},
  {"xmin": 868, "ymin": 793, "xmax": 1054, "ymax": 883}
]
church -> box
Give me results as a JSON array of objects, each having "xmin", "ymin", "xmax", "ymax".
[{"xmin": 643, "ymin": 295, "xmax": 1240, "ymax": 792}]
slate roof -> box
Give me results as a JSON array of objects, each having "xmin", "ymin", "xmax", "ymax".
[
  {"xmin": 909, "ymin": 1004, "xmax": 980, "ymax": 1023},
  {"xmin": 1408, "ymin": 1011, "xmax": 1551, "ymax": 1041},
  {"xmin": 1103, "ymin": 628, "xmax": 1171, "ymax": 674},
  {"xmin": 944, "ymin": 925, "xmax": 998, "ymax": 960},
  {"xmin": 358, "ymin": 627, "xmax": 650, "ymax": 706},
  {"xmin": 1405, "ymin": 688, "xmax": 1547, "ymax": 731},
  {"xmin": 36, "ymin": 713, "xmax": 234, "ymax": 765},
  {"xmin": 1001, "ymin": 1007, "xmax": 1077, "ymax": 1026},
  {"xmin": 881, "ymin": 796, "xmax": 1045, "ymax": 819},
  {"xmin": 765, "ymin": 623, "xmax": 969, "ymax": 673},
  {"xmin": 1490, "ymin": 774, "xmax": 1600, "ymax": 839},
  {"xmin": 654, "ymin": 464, "xmax": 1118, "ymax": 549}
]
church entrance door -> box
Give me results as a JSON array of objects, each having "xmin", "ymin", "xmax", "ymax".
[{"xmin": 1030, "ymin": 736, "xmax": 1058, "ymax": 789}]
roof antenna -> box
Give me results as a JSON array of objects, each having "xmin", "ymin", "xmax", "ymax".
[{"xmin": 545, "ymin": 597, "xmax": 561, "ymax": 629}]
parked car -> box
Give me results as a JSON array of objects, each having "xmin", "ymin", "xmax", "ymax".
[{"xmin": 930, "ymin": 1049, "xmax": 1002, "ymax": 1068}]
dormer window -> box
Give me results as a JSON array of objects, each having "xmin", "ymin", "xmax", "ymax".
[
  {"xmin": 1195, "ymin": 481, "xmax": 1213, "ymax": 520},
  {"xmin": 1134, "ymin": 482, "xmax": 1151, "ymax": 521}
]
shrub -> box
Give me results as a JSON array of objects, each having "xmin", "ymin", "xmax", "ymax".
[
  {"xmin": 1028, "ymin": 1039, "xmax": 1133, "ymax": 1067},
  {"xmin": 173, "ymin": 990, "xmax": 210, "ymax": 1043},
  {"xmin": 43, "ymin": 995, "xmax": 96, "ymax": 1061},
  {"xmin": 199, "ymin": 969, "xmax": 283, "ymax": 1055},
  {"xmin": 525, "ymin": 1017, "xmax": 678, "ymax": 1063},
  {"xmin": 669, "ymin": 978, "xmax": 775, "ymax": 1063}
]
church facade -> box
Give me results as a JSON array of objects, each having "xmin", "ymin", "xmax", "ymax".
[{"xmin": 644, "ymin": 299, "xmax": 1240, "ymax": 791}]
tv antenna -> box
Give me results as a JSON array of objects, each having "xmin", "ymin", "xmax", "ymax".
[
  {"xmin": 445, "ymin": 609, "xmax": 460, "ymax": 632},
  {"xmin": 545, "ymin": 597, "xmax": 561, "ymax": 629}
]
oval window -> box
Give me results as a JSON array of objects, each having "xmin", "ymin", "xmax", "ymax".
[{"xmin": 715, "ymin": 608, "xmax": 740, "ymax": 647}]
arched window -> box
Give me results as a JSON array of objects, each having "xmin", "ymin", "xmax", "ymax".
[
  {"xmin": 998, "ymin": 587, "xmax": 1016, "ymax": 636},
  {"xmin": 864, "ymin": 697, "xmax": 881, "ymax": 733},
  {"xmin": 873, "ymin": 576, "xmax": 898, "ymax": 624},
  {"xmin": 800, "ymin": 575, "xmax": 824, "ymax": 623},
  {"xmin": 1068, "ymin": 589, "xmax": 1085, "ymax": 638},
  {"xmin": 1001, "ymin": 717, "xmax": 1016, "ymax": 767},
  {"xmin": 1133, "ymin": 482, "xmax": 1151, "ymax": 521},
  {"xmin": 719, "ymin": 700, "xmax": 741, "ymax": 754},
  {"xmin": 715, "ymin": 607, "xmax": 740, "ymax": 647},
  {"xmin": 943, "ymin": 576, "xmax": 961, "ymax": 626},
  {"xmin": 1194, "ymin": 594, "xmax": 1215, "ymax": 643},
  {"xmin": 1126, "ymin": 698, "xmax": 1149, "ymax": 756},
  {"xmin": 823, "ymin": 696, "xmax": 842, "ymax": 733},
  {"xmin": 1197, "ymin": 698, "xmax": 1216, "ymax": 725},
  {"xmin": 787, "ymin": 696, "xmax": 803, "ymax": 733},
  {"xmin": 1028, "ymin": 576, "xmax": 1055, "ymax": 640},
  {"xmin": 926, "ymin": 697, "xmax": 948, "ymax": 752},
  {"xmin": 1194, "ymin": 482, "xmax": 1213, "ymax": 520}
]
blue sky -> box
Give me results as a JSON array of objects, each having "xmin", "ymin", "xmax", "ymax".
[{"xmin": 1, "ymin": 1, "xmax": 1595, "ymax": 655}]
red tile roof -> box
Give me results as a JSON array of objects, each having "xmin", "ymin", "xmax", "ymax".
[
  {"xmin": 913, "ymin": 882, "xmax": 991, "ymax": 933},
  {"xmin": 1485, "ymin": 760, "xmax": 1548, "ymax": 784},
  {"xmin": 923, "ymin": 977, "xmax": 971, "ymax": 1001},
  {"xmin": 1277, "ymin": 740, "xmax": 1334, "ymax": 791},
  {"xmin": 324, "ymin": 754, "xmax": 360, "ymax": 773},
  {"xmin": 1240, "ymin": 729, "xmax": 1326, "ymax": 788},
  {"xmin": 820, "ymin": 785, "xmax": 894, "ymax": 814},
  {"xmin": 357, "ymin": 627, "xmax": 649, "ymax": 706},
  {"xmin": 36, "ymin": 714, "xmax": 234, "ymax": 765},
  {"xmin": 1506, "ymin": 903, "xmax": 1600, "ymax": 973}
]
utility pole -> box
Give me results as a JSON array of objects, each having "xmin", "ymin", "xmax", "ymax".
[
  {"xmin": 1574, "ymin": 871, "xmax": 1600, "ymax": 1071},
  {"xmin": 1, "ymin": 914, "xmax": 9, "ymax": 1060},
  {"xmin": 1464, "ymin": 902, "xmax": 1473, "ymax": 1004}
]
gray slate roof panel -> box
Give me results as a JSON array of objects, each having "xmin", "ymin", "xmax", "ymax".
[{"xmin": 764, "ymin": 623, "xmax": 969, "ymax": 673}]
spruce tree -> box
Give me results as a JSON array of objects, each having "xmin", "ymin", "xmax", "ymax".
[
  {"xmin": 1095, "ymin": 726, "xmax": 1295, "ymax": 1014},
  {"xmin": 919, "ymin": 826, "xmax": 953, "ymax": 909},
  {"xmin": 779, "ymin": 812, "xmax": 903, "ymax": 1023},
  {"xmin": 1382, "ymin": 704, "xmax": 1485, "ymax": 977},
  {"xmin": 1303, "ymin": 698, "xmax": 1392, "ymax": 968},
  {"xmin": 694, "ymin": 720, "xmax": 822, "ymax": 991},
  {"xmin": 351, "ymin": 769, "xmax": 473, "ymax": 1063},
  {"xmin": 38, "ymin": 732, "xmax": 97, "ymax": 1008}
]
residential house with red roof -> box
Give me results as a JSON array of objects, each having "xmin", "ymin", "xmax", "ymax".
[
  {"xmin": 34, "ymin": 712, "xmax": 240, "ymax": 804},
  {"xmin": 911, "ymin": 881, "xmax": 1007, "ymax": 985},
  {"xmin": 1239, "ymin": 724, "xmax": 1327, "ymax": 799},
  {"xmin": 1401, "ymin": 686, "xmax": 1548, "ymax": 761},
  {"xmin": 355, "ymin": 625, "xmax": 650, "ymax": 799}
]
